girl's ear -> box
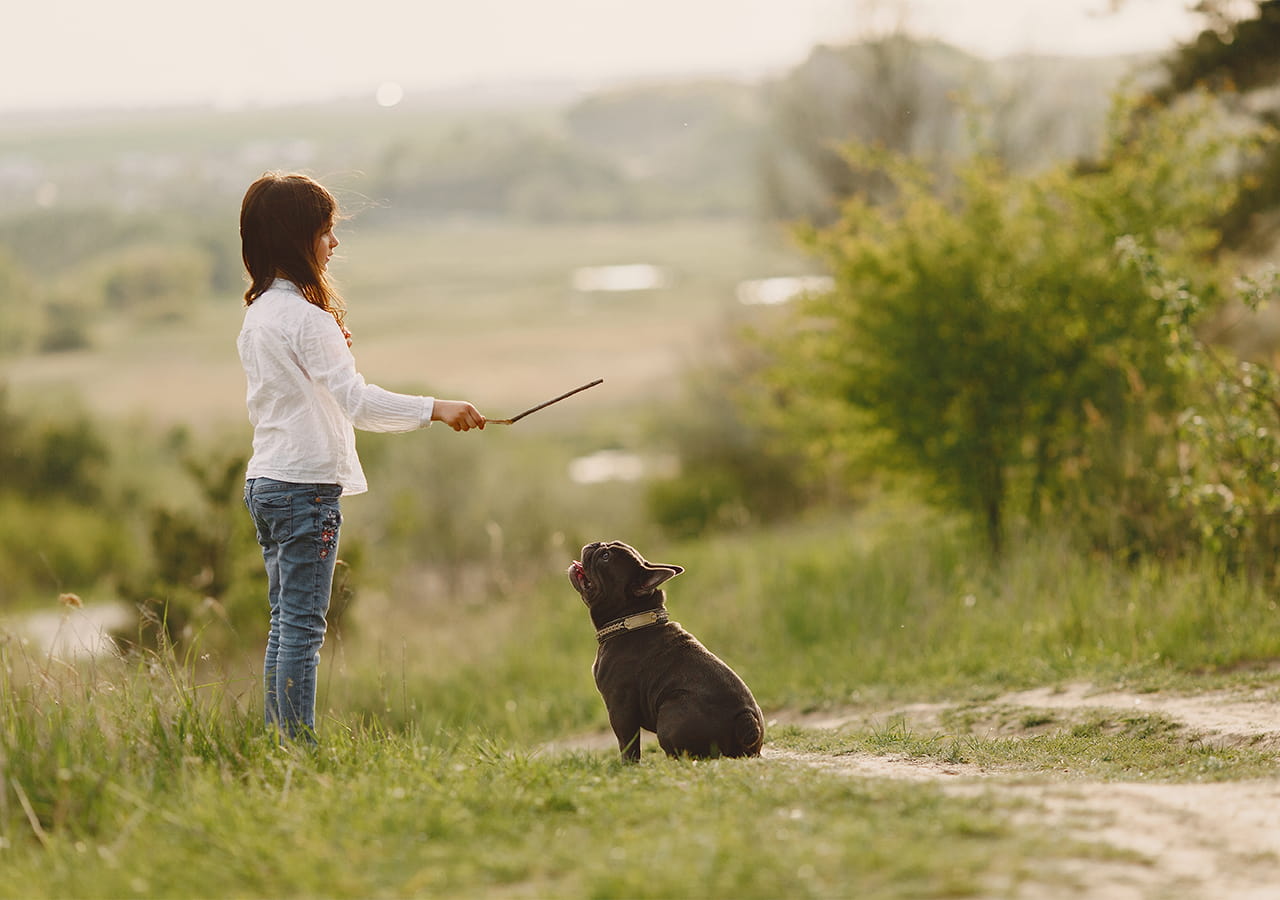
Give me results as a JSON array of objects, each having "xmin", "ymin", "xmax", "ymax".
[{"xmin": 632, "ymin": 564, "xmax": 684, "ymax": 596}]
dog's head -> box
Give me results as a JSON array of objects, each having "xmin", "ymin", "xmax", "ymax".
[{"xmin": 568, "ymin": 541, "xmax": 683, "ymax": 622}]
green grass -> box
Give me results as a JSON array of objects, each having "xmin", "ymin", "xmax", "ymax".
[
  {"xmin": 342, "ymin": 502, "xmax": 1280, "ymax": 746},
  {"xmin": 0, "ymin": 642, "xmax": 1078, "ymax": 900},
  {"xmin": 0, "ymin": 739, "xmax": 1044, "ymax": 900},
  {"xmin": 5, "ymin": 122, "xmax": 1279, "ymax": 897},
  {"xmin": 5, "ymin": 502, "xmax": 1280, "ymax": 898}
]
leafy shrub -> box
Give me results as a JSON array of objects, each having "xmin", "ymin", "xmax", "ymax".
[
  {"xmin": 116, "ymin": 450, "xmax": 266, "ymax": 652},
  {"xmin": 37, "ymin": 298, "xmax": 94, "ymax": 352},
  {"xmin": 0, "ymin": 495, "xmax": 141, "ymax": 605},
  {"xmin": 0, "ymin": 247, "xmax": 38, "ymax": 355},
  {"xmin": 0, "ymin": 392, "xmax": 133, "ymax": 603},
  {"xmin": 645, "ymin": 340, "xmax": 826, "ymax": 539},
  {"xmin": 100, "ymin": 242, "xmax": 215, "ymax": 319},
  {"xmin": 1122, "ymin": 238, "xmax": 1280, "ymax": 580},
  {"xmin": 756, "ymin": 93, "xmax": 1259, "ymax": 553},
  {"xmin": 0, "ymin": 394, "xmax": 107, "ymax": 500}
]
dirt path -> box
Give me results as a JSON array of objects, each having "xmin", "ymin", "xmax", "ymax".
[
  {"xmin": 764, "ymin": 749, "xmax": 1280, "ymax": 899},
  {"xmin": 550, "ymin": 684, "xmax": 1280, "ymax": 899},
  {"xmin": 768, "ymin": 685, "xmax": 1280, "ymax": 900}
]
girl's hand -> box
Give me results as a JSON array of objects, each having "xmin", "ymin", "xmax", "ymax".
[{"xmin": 432, "ymin": 400, "xmax": 486, "ymax": 432}]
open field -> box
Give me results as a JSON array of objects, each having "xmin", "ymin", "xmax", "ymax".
[
  {"xmin": 5, "ymin": 31, "xmax": 1280, "ymax": 896},
  {"xmin": 2, "ymin": 218, "xmax": 815, "ymax": 430},
  {"xmin": 11, "ymin": 671, "xmax": 1280, "ymax": 900},
  {"xmin": 4, "ymin": 508, "xmax": 1280, "ymax": 898},
  {"xmin": 4, "ymin": 208, "xmax": 1280, "ymax": 900}
]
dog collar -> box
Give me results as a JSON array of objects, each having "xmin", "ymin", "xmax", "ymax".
[{"xmin": 595, "ymin": 608, "xmax": 669, "ymax": 644}]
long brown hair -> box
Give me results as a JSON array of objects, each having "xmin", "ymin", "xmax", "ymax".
[{"xmin": 240, "ymin": 172, "xmax": 346, "ymax": 327}]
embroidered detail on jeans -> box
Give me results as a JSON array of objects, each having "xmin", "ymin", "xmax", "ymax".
[{"xmin": 318, "ymin": 506, "xmax": 340, "ymax": 560}]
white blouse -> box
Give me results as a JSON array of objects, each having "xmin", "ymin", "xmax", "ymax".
[{"xmin": 237, "ymin": 280, "xmax": 434, "ymax": 495}]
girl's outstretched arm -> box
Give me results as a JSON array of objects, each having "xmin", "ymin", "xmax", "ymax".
[{"xmin": 432, "ymin": 399, "xmax": 486, "ymax": 432}]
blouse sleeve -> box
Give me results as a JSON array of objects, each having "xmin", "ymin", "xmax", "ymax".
[{"xmin": 296, "ymin": 308, "xmax": 434, "ymax": 432}]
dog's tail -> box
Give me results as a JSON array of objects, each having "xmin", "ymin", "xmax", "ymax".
[{"xmin": 735, "ymin": 708, "xmax": 765, "ymax": 757}]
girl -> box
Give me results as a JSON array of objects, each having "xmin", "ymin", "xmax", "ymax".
[{"xmin": 237, "ymin": 172, "xmax": 485, "ymax": 742}]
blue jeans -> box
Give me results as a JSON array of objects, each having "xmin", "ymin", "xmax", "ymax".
[{"xmin": 243, "ymin": 477, "xmax": 343, "ymax": 741}]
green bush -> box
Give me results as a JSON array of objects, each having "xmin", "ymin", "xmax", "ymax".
[
  {"xmin": 0, "ymin": 247, "xmax": 38, "ymax": 355},
  {"xmin": 100, "ymin": 242, "xmax": 215, "ymax": 319},
  {"xmin": 1123, "ymin": 239, "xmax": 1280, "ymax": 580},
  {"xmin": 37, "ymin": 298, "xmax": 94, "ymax": 353},
  {"xmin": 116, "ymin": 450, "xmax": 265, "ymax": 653},
  {"xmin": 758, "ymin": 93, "xmax": 1258, "ymax": 554},
  {"xmin": 0, "ymin": 393, "xmax": 134, "ymax": 604},
  {"xmin": 645, "ymin": 354, "xmax": 822, "ymax": 539},
  {"xmin": 0, "ymin": 496, "xmax": 141, "ymax": 606}
]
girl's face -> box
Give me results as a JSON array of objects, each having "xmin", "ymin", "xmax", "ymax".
[{"xmin": 314, "ymin": 222, "xmax": 338, "ymax": 271}]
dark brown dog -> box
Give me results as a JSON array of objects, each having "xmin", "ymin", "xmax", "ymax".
[{"xmin": 567, "ymin": 540, "xmax": 764, "ymax": 761}]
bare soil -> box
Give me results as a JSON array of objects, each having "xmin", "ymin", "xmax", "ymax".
[
  {"xmin": 551, "ymin": 684, "xmax": 1280, "ymax": 899},
  {"xmin": 781, "ymin": 685, "xmax": 1280, "ymax": 900}
]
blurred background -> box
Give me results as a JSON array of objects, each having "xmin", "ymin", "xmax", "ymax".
[{"xmin": 2, "ymin": 0, "xmax": 1277, "ymax": 690}]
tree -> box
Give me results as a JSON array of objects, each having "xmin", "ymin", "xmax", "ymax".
[
  {"xmin": 1154, "ymin": 0, "xmax": 1280, "ymax": 250},
  {"xmin": 758, "ymin": 35, "xmax": 979, "ymax": 223},
  {"xmin": 758, "ymin": 95, "xmax": 1254, "ymax": 553},
  {"xmin": 373, "ymin": 124, "xmax": 626, "ymax": 220},
  {"xmin": 755, "ymin": 31, "xmax": 1127, "ymax": 225}
]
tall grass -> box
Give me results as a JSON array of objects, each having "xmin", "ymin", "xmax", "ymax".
[
  {"xmin": 320, "ymin": 497, "xmax": 1280, "ymax": 745},
  {"xmin": 1, "ymin": 634, "xmax": 260, "ymax": 838},
  {"xmin": 678, "ymin": 505, "xmax": 1280, "ymax": 704},
  {"xmin": 0, "ymin": 633, "xmax": 1071, "ymax": 900},
  {"xmin": 3, "ymin": 501, "xmax": 1278, "ymax": 897}
]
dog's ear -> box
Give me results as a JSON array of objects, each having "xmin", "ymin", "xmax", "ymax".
[{"xmin": 632, "ymin": 563, "xmax": 684, "ymax": 596}]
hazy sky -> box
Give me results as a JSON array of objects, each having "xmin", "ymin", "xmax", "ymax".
[{"xmin": 1, "ymin": 0, "xmax": 1204, "ymax": 112}]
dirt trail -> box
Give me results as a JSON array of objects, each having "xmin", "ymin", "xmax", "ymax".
[
  {"xmin": 768, "ymin": 685, "xmax": 1280, "ymax": 900},
  {"xmin": 550, "ymin": 684, "xmax": 1280, "ymax": 899}
]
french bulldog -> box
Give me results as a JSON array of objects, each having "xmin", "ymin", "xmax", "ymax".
[{"xmin": 567, "ymin": 540, "xmax": 764, "ymax": 761}]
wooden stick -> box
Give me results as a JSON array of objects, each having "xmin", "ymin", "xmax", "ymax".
[{"xmin": 488, "ymin": 379, "xmax": 604, "ymax": 425}]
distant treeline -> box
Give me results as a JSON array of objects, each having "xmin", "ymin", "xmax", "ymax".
[
  {"xmin": 0, "ymin": 38, "xmax": 1141, "ymax": 226},
  {"xmin": 0, "ymin": 37, "xmax": 1151, "ymax": 354}
]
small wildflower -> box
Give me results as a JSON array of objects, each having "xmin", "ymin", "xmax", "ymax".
[{"xmin": 59, "ymin": 592, "xmax": 83, "ymax": 609}]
